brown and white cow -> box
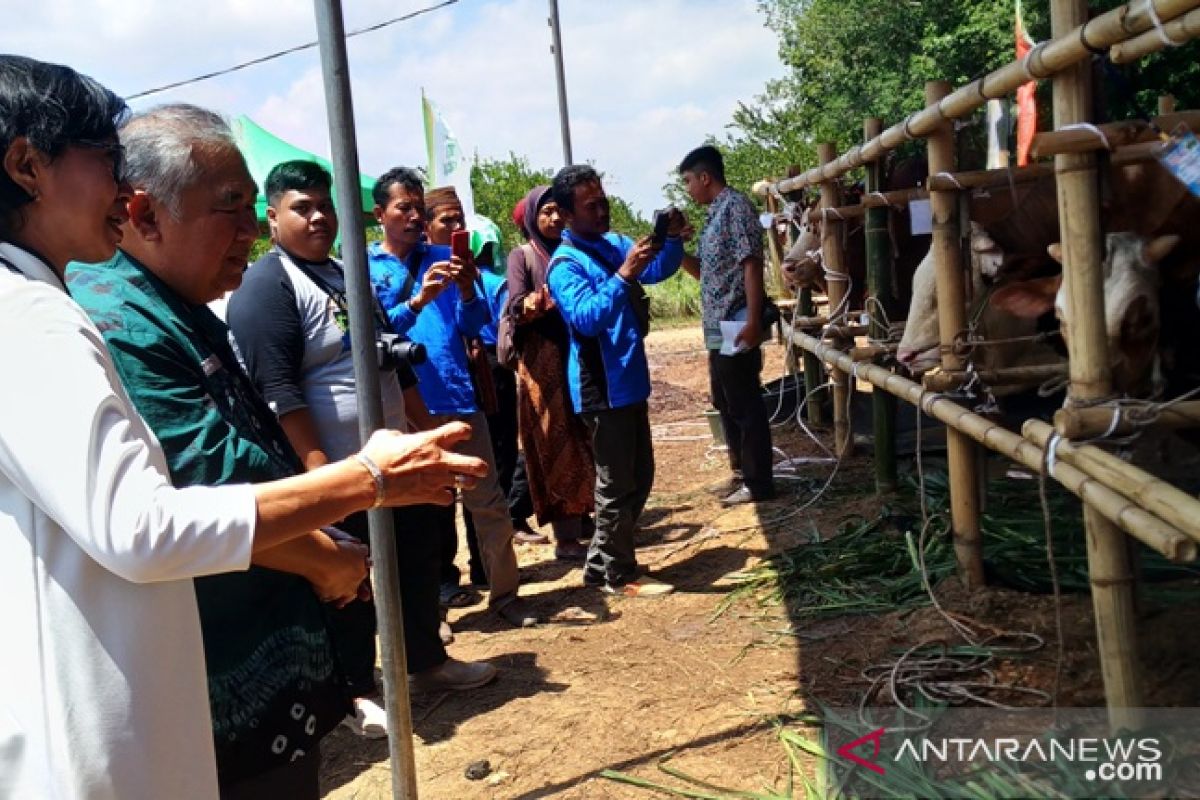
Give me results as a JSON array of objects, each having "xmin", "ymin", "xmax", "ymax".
[
  {"xmin": 990, "ymin": 232, "xmax": 1181, "ymax": 395},
  {"xmin": 895, "ymin": 224, "xmax": 1064, "ymax": 386}
]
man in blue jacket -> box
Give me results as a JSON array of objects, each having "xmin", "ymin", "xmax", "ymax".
[
  {"xmin": 368, "ymin": 167, "xmax": 537, "ymax": 629},
  {"xmin": 546, "ymin": 165, "xmax": 685, "ymax": 597}
]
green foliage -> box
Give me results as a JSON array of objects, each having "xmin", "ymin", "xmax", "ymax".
[
  {"xmin": 469, "ymin": 153, "xmax": 554, "ymax": 254},
  {"xmin": 728, "ymin": 0, "xmax": 1200, "ymax": 180}
]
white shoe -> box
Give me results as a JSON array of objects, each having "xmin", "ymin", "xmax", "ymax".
[{"xmin": 341, "ymin": 696, "xmax": 388, "ymax": 739}]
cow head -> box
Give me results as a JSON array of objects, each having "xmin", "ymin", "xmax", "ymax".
[
  {"xmin": 781, "ymin": 204, "xmax": 824, "ymax": 293},
  {"xmin": 990, "ymin": 232, "xmax": 1180, "ymax": 394},
  {"xmin": 896, "ymin": 223, "xmax": 1003, "ymax": 372}
]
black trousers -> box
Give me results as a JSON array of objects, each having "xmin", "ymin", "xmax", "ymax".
[
  {"xmin": 333, "ymin": 505, "xmax": 447, "ymax": 683},
  {"xmin": 708, "ymin": 347, "xmax": 774, "ymax": 497},
  {"xmin": 220, "ymin": 744, "xmax": 319, "ymax": 800},
  {"xmin": 580, "ymin": 402, "xmax": 654, "ymax": 586}
]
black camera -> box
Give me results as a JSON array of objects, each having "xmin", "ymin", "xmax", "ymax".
[{"xmin": 376, "ymin": 333, "xmax": 427, "ymax": 371}]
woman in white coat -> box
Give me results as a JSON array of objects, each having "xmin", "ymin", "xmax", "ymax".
[{"xmin": 0, "ymin": 55, "xmax": 485, "ymax": 800}]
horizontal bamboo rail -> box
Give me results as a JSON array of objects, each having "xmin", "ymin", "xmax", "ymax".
[
  {"xmin": 1024, "ymin": 419, "xmax": 1200, "ymax": 545},
  {"xmin": 792, "ymin": 329, "xmax": 1197, "ymax": 562},
  {"xmin": 768, "ymin": 0, "xmax": 1200, "ymax": 195},
  {"xmin": 1032, "ymin": 111, "xmax": 1200, "ymax": 157},
  {"xmin": 1111, "ymin": 5, "xmax": 1200, "ymax": 62},
  {"xmin": 1055, "ymin": 401, "xmax": 1200, "ymax": 438},
  {"xmin": 922, "ymin": 363, "xmax": 1070, "ymax": 393}
]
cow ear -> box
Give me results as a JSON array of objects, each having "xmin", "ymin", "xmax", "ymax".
[
  {"xmin": 990, "ymin": 275, "xmax": 1063, "ymax": 318},
  {"xmin": 1047, "ymin": 243, "xmax": 1064, "ymax": 264},
  {"xmin": 1143, "ymin": 234, "xmax": 1181, "ymax": 265}
]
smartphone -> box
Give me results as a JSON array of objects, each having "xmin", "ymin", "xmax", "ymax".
[
  {"xmin": 450, "ymin": 229, "xmax": 471, "ymax": 261},
  {"xmin": 651, "ymin": 207, "xmax": 673, "ymax": 245}
]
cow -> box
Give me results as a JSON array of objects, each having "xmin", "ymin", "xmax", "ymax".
[
  {"xmin": 895, "ymin": 223, "xmax": 1065, "ymax": 391},
  {"xmin": 990, "ymin": 232, "xmax": 1181, "ymax": 396}
]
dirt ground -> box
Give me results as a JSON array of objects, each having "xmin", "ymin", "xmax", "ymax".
[{"xmin": 320, "ymin": 326, "xmax": 1200, "ymax": 799}]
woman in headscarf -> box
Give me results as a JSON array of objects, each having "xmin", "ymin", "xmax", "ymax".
[
  {"xmin": 506, "ymin": 185, "xmax": 594, "ymax": 559},
  {"xmin": 0, "ymin": 55, "xmax": 483, "ymax": 799}
]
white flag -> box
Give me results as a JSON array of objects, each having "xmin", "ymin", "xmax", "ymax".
[{"xmin": 422, "ymin": 92, "xmax": 475, "ymax": 218}]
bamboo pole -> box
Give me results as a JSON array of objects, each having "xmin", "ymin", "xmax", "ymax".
[
  {"xmin": 864, "ymin": 118, "xmax": 898, "ymax": 492},
  {"xmin": 1032, "ymin": 112, "xmax": 1200, "ymax": 157},
  {"xmin": 1054, "ymin": 401, "xmax": 1200, "ymax": 438},
  {"xmin": 1052, "ymin": 0, "xmax": 1144, "ymax": 724},
  {"xmin": 791, "ymin": 330, "xmax": 1196, "ymax": 562},
  {"xmin": 1110, "ymin": 6, "xmax": 1200, "ymax": 62},
  {"xmin": 922, "ymin": 363, "xmax": 1070, "ymax": 393},
  {"xmin": 800, "ymin": 287, "xmax": 827, "ymax": 426},
  {"xmin": 764, "ymin": 192, "xmax": 790, "ymax": 300},
  {"xmin": 1159, "ymin": 95, "xmax": 1177, "ymax": 115},
  {"xmin": 819, "ymin": 142, "xmax": 853, "ymax": 456},
  {"xmin": 925, "ymin": 81, "xmax": 984, "ymax": 589},
  {"xmin": 769, "ymin": 0, "xmax": 1200, "ymax": 195},
  {"xmin": 1025, "ymin": 420, "xmax": 1200, "ymax": 544}
]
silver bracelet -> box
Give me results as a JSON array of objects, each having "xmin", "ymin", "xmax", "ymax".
[{"xmin": 353, "ymin": 452, "xmax": 386, "ymax": 508}]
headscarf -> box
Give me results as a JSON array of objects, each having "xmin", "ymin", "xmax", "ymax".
[
  {"xmin": 511, "ymin": 197, "xmax": 529, "ymax": 240},
  {"xmin": 522, "ymin": 185, "xmax": 559, "ymax": 262}
]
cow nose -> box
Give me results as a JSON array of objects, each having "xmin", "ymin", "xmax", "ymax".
[{"xmin": 896, "ymin": 349, "xmax": 915, "ymax": 364}]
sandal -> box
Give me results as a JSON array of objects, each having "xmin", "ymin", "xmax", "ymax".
[{"xmin": 439, "ymin": 584, "xmax": 479, "ymax": 608}]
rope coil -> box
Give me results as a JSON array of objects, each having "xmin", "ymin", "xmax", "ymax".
[
  {"xmin": 1058, "ymin": 122, "xmax": 1113, "ymax": 151},
  {"xmin": 1146, "ymin": 0, "xmax": 1185, "ymax": 47}
]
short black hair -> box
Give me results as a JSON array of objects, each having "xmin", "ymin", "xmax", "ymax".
[
  {"xmin": 265, "ymin": 160, "xmax": 331, "ymax": 207},
  {"xmin": 372, "ymin": 166, "xmax": 424, "ymax": 208},
  {"xmin": 678, "ymin": 145, "xmax": 725, "ymax": 183},
  {"xmin": 551, "ymin": 164, "xmax": 601, "ymax": 213},
  {"xmin": 0, "ymin": 55, "xmax": 127, "ymax": 233}
]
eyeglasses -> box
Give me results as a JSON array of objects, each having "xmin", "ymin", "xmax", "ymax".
[{"xmin": 74, "ymin": 139, "xmax": 126, "ymax": 184}]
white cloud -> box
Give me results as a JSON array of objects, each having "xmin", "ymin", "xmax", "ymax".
[{"xmin": 9, "ymin": 0, "xmax": 783, "ymax": 217}]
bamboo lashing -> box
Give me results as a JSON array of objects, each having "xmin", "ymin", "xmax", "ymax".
[
  {"xmin": 1051, "ymin": 0, "xmax": 1144, "ymax": 722},
  {"xmin": 1031, "ymin": 111, "xmax": 1200, "ymax": 157},
  {"xmin": 1054, "ymin": 401, "xmax": 1200, "ymax": 438},
  {"xmin": 769, "ymin": 0, "xmax": 1200, "ymax": 195},
  {"xmin": 1110, "ymin": 5, "xmax": 1200, "ymax": 62},
  {"xmin": 791, "ymin": 329, "xmax": 1197, "ymax": 562},
  {"xmin": 1025, "ymin": 420, "xmax": 1200, "ymax": 545},
  {"xmin": 922, "ymin": 363, "xmax": 1070, "ymax": 393}
]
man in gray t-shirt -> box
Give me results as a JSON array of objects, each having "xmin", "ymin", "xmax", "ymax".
[{"xmin": 227, "ymin": 162, "xmax": 498, "ymax": 733}]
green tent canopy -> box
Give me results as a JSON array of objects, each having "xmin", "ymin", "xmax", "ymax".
[{"xmin": 231, "ymin": 115, "xmax": 377, "ymax": 225}]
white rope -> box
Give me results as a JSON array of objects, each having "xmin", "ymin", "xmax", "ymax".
[
  {"xmin": 932, "ymin": 171, "xmax": 965, "ymax": 190},
  {"xmin": 1044, "ymin": 432, "xmax": 1063, "ymax": 479},
  {"xmin": 1101, "ymin": 406, "xmax": 1123, "ymax": 440},
  {"xmin": 1146, "ymin": 0, "xmax": 1185, "ymax": 47},
  {"xmin": 1058, "ymin": 122, "xmax": 1112, "ymax": 151}
]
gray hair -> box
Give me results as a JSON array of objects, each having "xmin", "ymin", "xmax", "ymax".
[{"xmin": 119, "ymin": 104, "xmax": 239, "ymax": 218}]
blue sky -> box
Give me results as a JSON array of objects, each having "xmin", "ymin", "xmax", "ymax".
[{"xmin": 8, "ymin": 0, "xmax": 783, "ymax": 217}]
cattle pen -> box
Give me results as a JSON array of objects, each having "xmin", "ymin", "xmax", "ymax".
[{"xmin": 759, "ymin": 0, "xmax": 1200, "ymax": 728}]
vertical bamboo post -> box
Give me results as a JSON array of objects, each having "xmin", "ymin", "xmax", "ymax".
[
  {"xmin": 925, "ymin": 81, "xmax": 984, "ymax": 589},
  {"xmin": 1158, "ymin": 94, "xmax": 1177, "ymax": 115},
  {"xmin": 818, "ymin": 143, "xmax": 853, "ymax": 456},
  {"xmin": 1052, "ymin": 0, "xmax": 1144, "ymax": 725},
  {"xmin": 800, "ymin": 287, "xmax": 827, "ymax": 424},
  {"xmin": 863, "ymin": 118, "xmax": 898, "ymax": 492}
]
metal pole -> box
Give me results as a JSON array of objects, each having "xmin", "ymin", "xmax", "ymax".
[
  {"xmin": 312, "ymin": 2, "xmax": 419, "ymax": 797},
  {"xmin": 547, "ymin": 0, "xmax": 574, "ymax": 165}
]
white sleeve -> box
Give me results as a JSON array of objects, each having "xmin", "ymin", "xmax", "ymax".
[{"xmin": 0, "ymin": 283, "xmax": 255, "ymax": 583}]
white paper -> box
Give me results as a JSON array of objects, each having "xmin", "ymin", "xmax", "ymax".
[
  {"xmin": 909, "ymin": 198, "xmax": 933, "ymax": 235},
  {"xmin": 719, "ymin": 320, "xmax": 748, "ymax": 355}
]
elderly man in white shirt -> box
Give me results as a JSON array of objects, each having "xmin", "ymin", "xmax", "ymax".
[{"xmin": 0, "ymin": 56, "xmax": 485, "ymax": 799}]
